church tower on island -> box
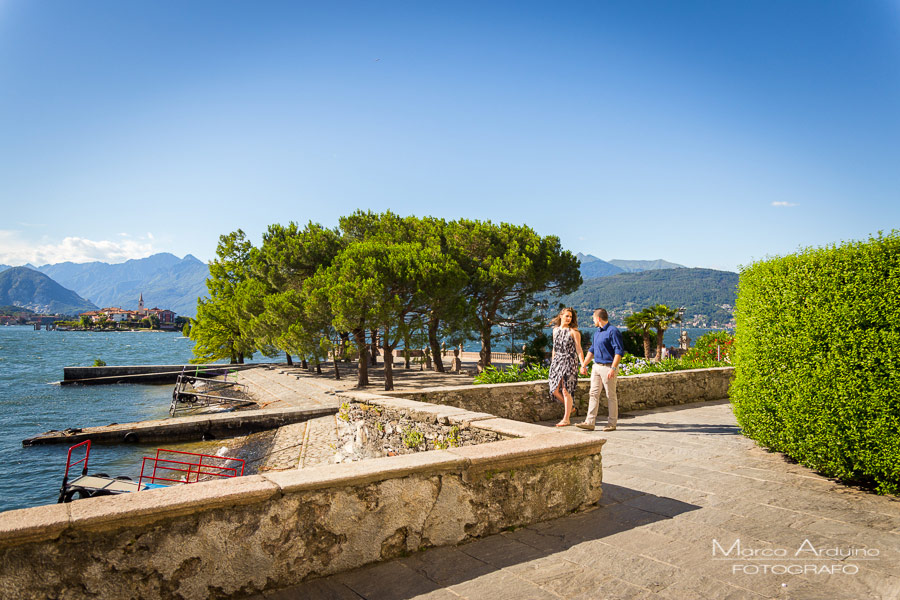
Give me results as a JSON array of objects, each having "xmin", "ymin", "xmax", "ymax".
[{"xmin": 139, "ymin": 293, "xmax": 144, "ymax": 313}]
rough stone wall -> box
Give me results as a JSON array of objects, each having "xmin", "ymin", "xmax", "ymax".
[
  {"xmin": 0, "ymin": 454, "xmax": 602, "ymax": 600},
  {"xmin": 386, "ymin": 367, "xmax": 735, "ymax": 422}
]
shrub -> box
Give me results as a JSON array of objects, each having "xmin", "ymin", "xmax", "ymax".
[
  {"xmin": 473, "ymin": 364, "xmax": 549, "ymax": 384},
  {"xmin": 474, "ymin": 349, "xmax": 731, "ymax": 381},
  {"xmin": 92, "ymin": 359, "xmax": 106, "ymax": 367},
  {"xmin": 522, "ymin": 333, "xmax": 550, "ymax": 366},
  {"xmin": 731, "ymin": 232, "xmax": 900, "ymax": 494},
  {"xmin": 620, "ymin": 350, "xmax": 728, "ymax": 375},
  {"xmin": 681, "ymin": 331, "xmax": 735, "ymax": 367}
]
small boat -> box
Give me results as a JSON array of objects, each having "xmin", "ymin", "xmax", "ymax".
[{"xmin": 57, "ymin": 439, "xmax": 245, "ymax": 503}]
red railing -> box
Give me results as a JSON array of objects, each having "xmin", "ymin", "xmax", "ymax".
[
  {"xmin": 64, "ymin": 439, "xmax": 91, "ymax": 481},
  {"xmin": 138, "ymin": 449, "xmax": 245, "ymax": 489}
]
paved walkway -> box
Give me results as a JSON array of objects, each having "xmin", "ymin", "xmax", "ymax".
[
  {"xmin": 235, "ymin": 362, "xmax": 480, "ymax": 409},
  {"xmin": 240, "ymin": 363, "xmax": 479, "ymax": 472},
  {"xmin": 253, "ymin": 400, "xmax": 900, "ymax": 600}
]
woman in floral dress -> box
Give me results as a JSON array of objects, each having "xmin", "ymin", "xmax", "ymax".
[{"xmin": 548, "ymin": 307, "xmax": 584, "ymax": 427}]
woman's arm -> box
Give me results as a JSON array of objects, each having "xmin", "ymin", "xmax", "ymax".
[{"xmin": 573, "ymin": 330, "xmax": 585, "ymax": 364}]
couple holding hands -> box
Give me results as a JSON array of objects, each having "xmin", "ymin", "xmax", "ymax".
[{"xmin": 548, "ymin": 306, "xmax": 623, "ymax": 432}]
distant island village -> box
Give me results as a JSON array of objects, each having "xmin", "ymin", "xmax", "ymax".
[{"xmin": 0, "ymin": 293, "xmax": 184, "ymax": 331}]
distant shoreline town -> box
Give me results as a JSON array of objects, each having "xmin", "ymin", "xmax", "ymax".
[{"xmin": 1, "ymin": 293, "xmax": 184, "ymax": 332}]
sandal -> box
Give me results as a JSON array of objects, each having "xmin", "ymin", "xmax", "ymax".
[{"xmin": 555, "ymin": 421, "xmax": 571, "ymax": 427}]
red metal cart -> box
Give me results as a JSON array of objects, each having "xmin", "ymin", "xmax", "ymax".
[{"xmin": 58, "ymin": 440, "xmax": 245, "ymax": 503}]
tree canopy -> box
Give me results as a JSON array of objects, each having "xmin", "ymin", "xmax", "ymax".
[{"xmin": 190, "ymin": 213, "xmax": 580, "ymax": 390}]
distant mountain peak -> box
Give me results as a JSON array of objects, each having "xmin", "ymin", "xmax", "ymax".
[
  {"xmin": 608, "ymin": 259, "xmax": 686, "ymax": 273},
  {"xmin": 575, "ymin": 252, "xmax": 602, "ymax": 264},
  {"xmin": 34, "ymin": 253, "xmax": 209, "ymax": 317},
  {"xmin": 576, "ymin": 254, "xmax": 624, "ymax": 279},
  {"xmin": 0, "ymin": 267, "xmax": 98, "ymax": 315}
]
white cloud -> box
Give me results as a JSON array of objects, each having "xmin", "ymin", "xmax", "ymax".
[
  {"xmin": 0, "ymin": 231, "xmax": 156, "ymax": 266},
  {"xmin": 771, "ymin": 201, "xmax": 799, "ymax": 207}
]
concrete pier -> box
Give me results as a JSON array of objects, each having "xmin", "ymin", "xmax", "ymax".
[
  {"xmin": 21, "ymin": 406, "xmax": 337, "ymax": 446},
  {"xmin": 61, "ymin": 363, "xmax": 265, "ymax": 385}
]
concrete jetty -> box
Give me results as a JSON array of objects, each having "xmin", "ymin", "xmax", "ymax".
[
  {"xmin": 21, "ymin": 406, "xmax": 337, "ymax": 446},
  {"xmin": 61, "ymin": 363, "xmax": 265, "ymax": 385},
  {"xmin": 25, "ymin": 364, "xmax": 345, "ymax": 446}
]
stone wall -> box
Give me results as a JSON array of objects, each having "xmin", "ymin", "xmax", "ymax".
[
  {"xmin": 385, "ymin": 367, "xmax": 735, "ymax": 422},
  {"xmin": 0, "ymin": 394, "xmax": 604, "ymax": 600}
]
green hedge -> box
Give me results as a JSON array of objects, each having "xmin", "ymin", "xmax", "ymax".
[{"xmin": 731, "ymin": 232, "xmax": 900, "ymax": 494}]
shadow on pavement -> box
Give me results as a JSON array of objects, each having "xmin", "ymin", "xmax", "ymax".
[
  {"xmin": 617, "ymin": 422, "xmax": 742, "ymax": 436},
  {"xmin": 261, "ymin": 483, "xmax": 701, "ymax": 600}
]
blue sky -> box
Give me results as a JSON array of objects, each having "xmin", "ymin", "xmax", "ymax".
[{"xmin": 1, "ymin": 1, "xmax": 898, "ymax": 272}]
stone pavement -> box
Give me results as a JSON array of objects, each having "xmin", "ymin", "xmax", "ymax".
[
  {"xmin": 234, "ymin": 366, "xmax": 344, "ymax": 410},
  {"xmin": 235, "ymin": 362, "xmax": 479, "ymax": 410},
  {"xmin": 243, "ymin": 363, "xmax": 478, "ymax": 472},
  {"xmin": 252, "ymin": 400, "xmax": 900, "ymax": 600}
]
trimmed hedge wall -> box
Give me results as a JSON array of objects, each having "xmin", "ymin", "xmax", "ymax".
[{"xmin": 731, "ymin": 232, "xmax": 900, "ymax": 494}]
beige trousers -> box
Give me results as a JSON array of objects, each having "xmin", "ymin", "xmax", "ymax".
[{"xmin": 586, "ymin": 363, "xmax": 617, "ymax": 426}]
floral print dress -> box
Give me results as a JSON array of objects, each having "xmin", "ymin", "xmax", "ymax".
[{"xmin": 548, "ymin": 326, "xmax": 578, "ymax": 400}]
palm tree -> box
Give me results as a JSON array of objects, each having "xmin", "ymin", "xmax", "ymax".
[
  {"xmin": 649, "ymin": 304, "xmax": 682, "ymax": 360},
  {"xmin": 625, "ymin": 308, "xmax": 656, "ymax": 359}
]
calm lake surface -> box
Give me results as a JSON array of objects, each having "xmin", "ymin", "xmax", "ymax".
[
  {"xmin": 0, "ymin": 326, "xmax": 213, "ymax": 513},
  {"xmin": 0, "ymin": 324, "xmax": 730, "ymax": 513}
]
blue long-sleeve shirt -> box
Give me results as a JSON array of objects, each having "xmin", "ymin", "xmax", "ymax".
[{"xmin": 589, "ymin": 324, "xmax": 624, "ymax": 364}]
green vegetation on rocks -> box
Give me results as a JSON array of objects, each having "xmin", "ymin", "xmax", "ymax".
[{"xmin": 731, "ymin": 232, "xmax": 900, "ymax": 494}]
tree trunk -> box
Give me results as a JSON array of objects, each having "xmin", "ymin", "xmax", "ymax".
[
  {"xmin": 479, "ymin": 322, "xmax": 492, "ymax": 370},
  {"xmin": 315, "ymin": 359, "xmax": 322, "ymax": 375},
  {"xmin": 369, "ymin": 329, "xmax": 378, "ymax": 366},
  {"xmin": 333, "ymin": 346, "xmax": 341, "ymax": 379},
  {"xmin": 428, "ymin": 317, "xmax": 445, "ymax": 372},
  {"xmin": 383, "ymin": 340, "xmax": 395, "ymax": 391},
  {"xmin": 285, "ymin": 353, "xmax": 293, "ymax": 366},
  {"xmin": 301, "ymin": 358, "xmax": 308, "ymax": 369},
  {"xmin": 339, "ymin": 331, "xmax": 351, "ymax": 362},
  {"xmin": 656, "ymin": 329, "xmax": 665, "ymax": 360},
  {"xmin": 642, "ymin": 333, "xmax": 652, "ymax": 359},
  {"xmin": 353, "ymin": 329, "xmax": 369, "ymax": 387}
]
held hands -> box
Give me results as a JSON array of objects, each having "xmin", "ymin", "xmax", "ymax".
[{"xmin": 579, "ymin": 365, "xmax": 587, "ymax": 375}]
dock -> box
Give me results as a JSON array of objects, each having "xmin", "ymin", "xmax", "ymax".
[
  {"xmin": 21, "ymin": 406, "xmax": 337, "ymax": 446},
  {"xmin": 61, "ymin": 363, "xmax": 265, "ymax": 385}
]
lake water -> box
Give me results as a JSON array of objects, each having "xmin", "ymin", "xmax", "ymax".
[
  {"xmin": 0, "ymin": 326, "xmax": 208, "ymax": 513},
  {"xmin": 0, "ymin": 324, "xmax": 732, "ymax": 513},
  {"xmin": 471, "ymin": 326, "xmax": 731, "ymax": 354}
]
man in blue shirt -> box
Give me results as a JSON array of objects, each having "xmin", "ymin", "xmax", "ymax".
[{"xmin": 578, "ymin": 308, "xmax": 624, "ymax": 431}]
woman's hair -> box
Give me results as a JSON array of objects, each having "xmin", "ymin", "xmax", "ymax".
[{"xmin": 550, "ymin": 307, "xmax": 578, "ymax": 329}]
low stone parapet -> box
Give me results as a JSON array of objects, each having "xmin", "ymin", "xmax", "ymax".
[
  {"xmin": 0, "ymin": 394, "xmax": 604, "ymax": 599},
  {"xmin": 385, "ymin": 366, "xmax": 735, "ymax": 422}
]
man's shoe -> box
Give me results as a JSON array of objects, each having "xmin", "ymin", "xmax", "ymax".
[
  {"xmin": 575, "ymin": 423, "xmax": 595, "ymax": 431},
  {"xmin": 603, "ymin": 425, "xmax": 617, "ymax": 431}
]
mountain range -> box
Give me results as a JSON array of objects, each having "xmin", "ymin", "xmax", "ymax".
[
  {"xmin": 559, "ymin": 267, "xmax": 739, "ymax": 327},
  {"xmin": 0, "ymin": 253, "xmax": 208, "ymax": 317},
  {"xmin": 575, "ymin": 253, "xmax": 686, "ymax": 279},
  {"xmin": 0, "ymin": 267, "xmax": 98, "ymax": 315},
  {"xmin": 0, "ymin": 252, "xmax": 734, "ymax": 322}
]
